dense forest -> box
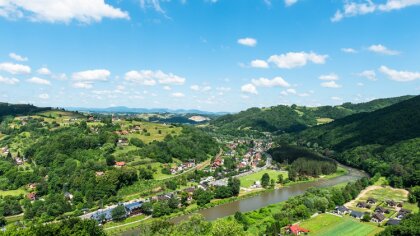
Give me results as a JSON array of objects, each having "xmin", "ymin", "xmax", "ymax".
[
  {"xmin": 268, "ymin": 145, "xmax": 337, "ymax": 178},
  {"xmin": 211, "ymin": 95, "xmax": 414, "ymax": 134},
  {"xmin": 0, "ymin": 103, "xmax": 51, "ymax": 121},
  {"xmin": 295, "ymin": 95, "xmax": 420, "ymax": 188}
]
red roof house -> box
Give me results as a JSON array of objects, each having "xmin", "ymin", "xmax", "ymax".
[
  {"xmin": 115, "ymin": 161, "xmax": 126, "ymax": 167},
  {"xmin": 27, "ymin": 192, "xmax": 37, "ymax": 201},
  {"xmin": 286, "ymin": 225, "xmax": 309, "ymax": 235}
]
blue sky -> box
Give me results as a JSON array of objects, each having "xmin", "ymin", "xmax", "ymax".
[{"xmin": 0, "ymin": 0, "xmax": 419, "ymax": 112}]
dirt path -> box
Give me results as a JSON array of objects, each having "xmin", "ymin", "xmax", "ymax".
[{"xmin": 344, "ymin": 185, "xmax": 382, "ymax": 208}]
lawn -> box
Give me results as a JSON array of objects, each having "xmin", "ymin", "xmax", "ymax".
[
  {"xmin": 116, "ymin": 120, "xmax": 182, "ymax": 144},
  {"xmin": 299, "ymin": 214, "xmax": 383, "ymax": 236},
  {"xmin": 239, "ymin": 169, "xmax": 288, "ymax": 188},
  {"xmin": 316, "ymin": 117, "xmax": 334, "ymax": 125},
  {"xmin": 359, "ymin": 187, "xmax": 408, "ymax": 202},
  {"xmin": 0, "ymin": 188, "xmax": 27, "ymax": 197}
]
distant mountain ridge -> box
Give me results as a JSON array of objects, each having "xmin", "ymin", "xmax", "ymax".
[{"xmin": 65, "ymin": 106, "xmax": 229, "ymax": 115}]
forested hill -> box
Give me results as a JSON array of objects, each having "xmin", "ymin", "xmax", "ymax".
[
  {"xmin": 0, "ymin": 103, "xmax": 51, "ymax": 119},
  {"xmin": 210, "ymin": 95, "xmax": 414, "ymax": 134},
  {"xmin": 296, "ymin": 95, "xmax": 420, "ymax": 188}
]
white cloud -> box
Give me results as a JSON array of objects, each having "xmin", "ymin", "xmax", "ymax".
[
  {"xmin": 331, "ymin": 96, "xmax": 342, "ymax": 101},
  {"xmin": 9, "ymin": 52, "xmax": 28, "ymax": 62},
  {"xmin": 285, "ymin": 0, "xmax": 298, "ymax": 6},
  {"xmin": 321, "ymin": 81, "xmax": 342, "ymax": 88},
  {"xmin": 216, "ymin": 87, "xmax": 231, "ymax": 92},
  {"xmin": 52, "ymin": 73, "xmax": 67, "ymax": 80},
  {"xmin": 251, "ymin": 77, "xmax": 290, "ymax": 87},
  {"xmin": 190, "ymin": 85, "xmax": 211, "ymax": 92},
  {"xmin": 163, "ymin": 86, "xmax": 171, "ymax": 90},
  {"xmin": 358, "ymin": 70, "xmax": 377, "ymax": 81},
  {"xmin": 27, "ymin": 77, "xmax": 51, "ymax": 85},
  {"xmin": 379, "ymin": 66, "xmax": 420, "ymax": 82},
  {"xmin": 0, "ymin": 76, "xmax": 19, "ymax": 85},
  {"xmin": 341, "ymin": 48, "xmax": 357, "ymax": 53},
  {"xmin": 73, "ymin": 82, "xmax": 93, "ymax": 89},
  {"xmin": 241, "ymin": 83, "xmax": 258, "ymax": 94},
  {"xmin": 357, "ymin": 82, "xmax": 365, "ymax": 86},
  {"xmin": 37, "ymin": 67, "xmax": 51, "ymax": 75},
  {"xmin": 286, "ymin": 88, "xmax": 296, "ymax": 94},
  {"xmin": 237, "ymin": 37, "xmax": 257, "ymax": 47},
  {"xmin": 250, "ymin": 59, "xmax": 269, "ymax": 68},
  {"xmin": 368, "ymin": 44, "xmax": 400, "ymax": 55},
  {"xmin": 125, "ymin": 70, "xmax": 185, "ymax": 85},
  {"xmin": 0, "ymin": 0, "xmax": 129, "ymax": 23},
  {"xmin": 72, "ymin": 69, "xmax": 110, "ymax": 81},
  {"xmin": 171, "ymin": 92, "xmax": 185, "ymax": 98},
  {"xmin": 319, "ymin": 73, "xmax": 339, "ymax": 81},
  {"xmin": 38, "ymin": 93, "xmax": 49, "ymax": 99},
  {"xmin": 0, "ymin": 62, "xmax": 31, "ymax": 74},
  {"xmin": 332, "ymin": 0, "xmax": 420, "ymax": 22},
  {"xmin": 140, "ymin": 0, "xmax": 166, "ymax": 14},
  {"xmin": 268, "ymin": 52, "xmax": 328, "ymax": 69}
]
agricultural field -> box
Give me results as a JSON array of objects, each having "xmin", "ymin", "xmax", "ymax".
[
  {"xmin": 115, "ymin": 120, "xmax": 182, "ymax": 144},
  {"xmin": 316, "ymin": 117, "xmax": 334, "ymax": 125},
  {"xmin": 0, "ymin": 188, "xmax": 27, "ymax": 197},
  {"xmin": 299, "ymin": 214, "xmax": 383, "ymax": 236},
  {"xmin": 239, "ymin": 169, "xmax": 288, "ymax": 188},
  {"xmin": 30, "ymin": 110, "xmax": 85, "ymax": 125}
]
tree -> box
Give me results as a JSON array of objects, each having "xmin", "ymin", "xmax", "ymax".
[
  {"xmin": 168, "ymin": 195, "xmax": 179, "ymax": 209},
  {"xmin": 111, "ymin": 205, "xmax": 127, "ymax": 221},
  {"xmin": 228, "ymin": 178, "xmax": 241, "ymax": 196},
  {"xmin": 277, "ymin": 174, "xmax": 284, "ymax": 184},
  {"xmin": 0, "ymin": 216, "xmax": 6, "ymax": 227},
  {"xmin": 193, "ymin": 189, "xmax": 213, "ymax": 207},
  {"xmin": 139, "ymin": 167, "xmax": 154, "ymax": 180},
  {"xmin": 105, "ymin": 155, "xmax": 115, "ymax": 166},
  {"xmin": 362, "ymin": 213, "xmax": 371, "ymax": 222},
  {"xmin": 130, "ymin": 137, "xmax": 145, "ymax": 148},
  {"xmin": 261, "ymin": 173, "xmax": 270, "ymax": 188},
  {"xmin": 211, "ymin": 219, "xmax": 245, "ymax": 236}
]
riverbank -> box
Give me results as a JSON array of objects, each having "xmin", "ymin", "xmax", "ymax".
[{"xmin": 114, "ymin": 164, "xmax": 364, "ymax": 235}]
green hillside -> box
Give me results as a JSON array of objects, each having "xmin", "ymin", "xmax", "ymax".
[
  {"xmin": 211, "ymin": 95, "xmax": 414, "ymax": 134},
  {"xmin": 296, "ymin": 95, "xmax": 420, "ymax": 187}
]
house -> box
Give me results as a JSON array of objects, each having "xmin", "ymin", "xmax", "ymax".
[
  {"xmin": 371, "ymin": 213, "xmax": 386, "ymax": 223},
  {"xmin": 117, "ymin": 138, "xmax": 129, "ymax": 146},
  {"xmin": 115, "ymin": 161, "xmax": 126, "ymax": 167},
  {"xmin": 397, "ymin": 202, "xmax": 403, "ymax": 208},
  {"xmin": 64, "ymin": 192, "xmax": 74, "ymax": 200},
  {"xmin": 367, "ymin": 197, "xmax": 377, "ymax": 204},
  {"xmin": 184, "ymin": 160, "xmax": 195, "ymax": 168},
  {"xmin": 375, "ymin": 206, "xmax": 390, "ymax": 214},
  {"xmin": 350, "ymin": 211, "xmax": 364, "ymax": 219},
  {"xmin": 397, "ymin": 209, "xmax": 412, "ymax": 219},
  {"xmin": 15, "ymin": 157, "xmax": 23, "ymax": 165},
  {"xmin": 212, "ymin": 158, "xmax": 223, "ymax": 168},
  {"xmin": 91, "ymin": 209, "xmax": 114, "ymax": 223},
  {"xmin": 124, "ymin": 201, "xmax": 143, "ymax": 215},
  {"xmin": 386, "ymin": 218, "xmax": 401, "ymax": 226},
  {"xmin": 210, "ymin": 179, "xmax": 228, "ymax": 187},
  {"xmin": 96, "ymin": 171, "xmax": 105, "ymax": 176},
  {"xmin": 27, "ymin": 192, "xmax": 37, "ymax": 201},
  {"xmin": 286, "ymin": 225, "xmax": 310, "ymax": 235},
  {"xmin": 386, "ymin": 200, "xmax": 397, "ymax": 207},
  {"xmin": 27, "ymin": 183, "xmax": 37, "ymax": 190},
  {"xmin": 335, "ymin": 206, "xmax": 350, "ymax": 215},
  {"xmin": 356, "ymin": 202, "xmax": 369, "ymax": 208}
]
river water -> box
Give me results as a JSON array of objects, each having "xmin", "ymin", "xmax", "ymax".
[{"xmin": 121, "ymin": 165, "xmax": 367, "ymax": 236}]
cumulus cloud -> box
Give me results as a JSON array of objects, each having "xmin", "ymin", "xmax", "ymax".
[
  {"xmin": 250, "ymin": 59, "xmax": 269, "ymax": 68},
  {"xmin": 331, "ymin": 96, "xmax": 342, "ymax": 101},
  {"xmin": 251, "ymin": 77, "xmax": 290, "ymax": 87},
  {"xmin": 332, "ymin": 0, "xmax": 420, "ymax": 22},
  {"xmin": 379, "ymin": 66, "xmax": 420, "ymax": 82},
  {"xmin": 241, "ymin": 83, "xmax": 258, "ymax": 94},
  {"xmin": 0, "ymin": 62, "xmax": 31, "ymax": 74},
  {"xmin": 37, "ymin": 67, "xmax": 51, "ymax": 75},
  {"xmin": 0, "ymin": 76, "xmax": 19, "ymax": 85},
  {"xmin": 72, "ymin": 69, "xmax": 110, "ymax": 81},
  {"xmin": 27, "ymin": 77, "xmax": 51, "ymax": 85},
  {"xmin": 38, "ymin": 93, "xmax": 49, "ymax": 99},
  {"xmin": 267, "ymin": 52, "xmax": 328, "ymax": 69},
  {"xmin": 190, "ymin": 85, "xmax": 211, "ymax": 92},
  {"xmin": 0, "ymin": 0, "xmax": 129, "ymax": 23},
  {"xmin": 285, "ymin": 0, "xmax": 298, "ymax": 6},
  {"xmin": 171, "ymin": 92, "xmax": 185, "ymax": 98},
  {"xmin": 358, "ymin": 70, "xmax": 377, "ymax": 81},
  {"xmin": 9, "ymin": 52, "xmax": 28, "ymax": 62},
  {"xmin": 125, "ymin": 70, "xmax": 185, "ymax": 85},
  {"xmin": 321, "ymin": 81, "xmax": 342, "ymax": 88},
  {"xmin": 237, "ymin": 37, "xmax": 257, "ymax": 47},
  {"xmin": 368, "ymin": 44, "xmax": 400, "ymax": 55},
  {"xmin": 341, "ymin": 48, "xmax": 357, "ymax": 53},
  {"xmin": 319, "ymin": 73, "xmax": 339, "ymax": 81},
  {"xmin": 73, "ymin": 82, "xmax": 93, "ymax": 89}
]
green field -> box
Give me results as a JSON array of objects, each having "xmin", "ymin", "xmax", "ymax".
[
  {"xmin": 0, "ymin": 188, "xmax": 27, "ymax": 197},
  {"xmin": 316, "ymin": 117, "xmax": 334, "ymax": 125},
  {"xmin": 239, "ymin": 169, "xmax": 288, "ymax": 188},
  {"xmin": 299, "ymin": 214, "xmax": 383, "ymax": 236},
  {"xmin": 360, "ymin": 187, "xmax": 408, "ymax": 202}
]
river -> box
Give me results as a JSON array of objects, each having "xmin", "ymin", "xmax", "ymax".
[{"xmin": 120, "ymin": 165, "xmax": 367, "ymax": 236}]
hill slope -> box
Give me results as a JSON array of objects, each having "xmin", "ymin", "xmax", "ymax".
[
  {"xmin": 211, "ymin": 95, "xmax": 415, "ymax": 134},
  {"xmin": 296, "ymin": 95, "xmax": 420, "ymax": 187}
]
